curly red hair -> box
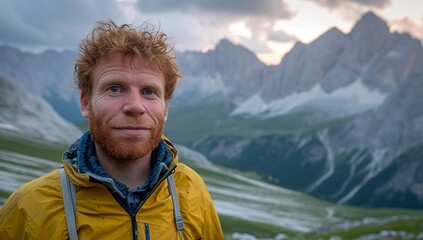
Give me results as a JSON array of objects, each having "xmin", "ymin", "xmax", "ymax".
[{"xmin": 74, "ymin": 20, "xmax": 181, "ymax": 101}]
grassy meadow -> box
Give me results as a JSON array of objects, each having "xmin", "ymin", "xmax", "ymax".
[{"xmin": 1, "ymin": 135, "xmax": 423, "ymax": 239}]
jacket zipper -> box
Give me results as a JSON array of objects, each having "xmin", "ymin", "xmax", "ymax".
[
  {"xmin": 145, "ymin": 223, "xmax": 150, "ymax": 240},
  {"xmin": 111, "ymin": 196, "xmax": 139, "ymax": 240},
  {"xmin": 134, "ymin": 164, "xmax": 176, "ymax": 213},
  {"xmin": 109, "ymin": 163, "xmax": 177, "ymax": 240},
  {"xmin": 132, "ymin": 213, "xmax": 138, "ymax": 240}
]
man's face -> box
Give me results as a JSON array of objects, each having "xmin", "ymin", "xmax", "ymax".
[{"xmin": 80, "ymin": 55, "xmax": 168, "ymax": 161}]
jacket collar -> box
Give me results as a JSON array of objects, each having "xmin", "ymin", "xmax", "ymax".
[{"xmin": 63, "ymin": 131, "xmax": 176, "ymax": 199}]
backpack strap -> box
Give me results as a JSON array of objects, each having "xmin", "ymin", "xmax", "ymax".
[
  {"xmin": 60, "ymin": 167, "xmax": 184, "ymax": 238},
  {"xmin": 60, "ymin": 168, "xmax": 78, "ymax": 240},
  {"xmin": 167, "ymin": 174, "xmax": 185, "ymax": 237}
]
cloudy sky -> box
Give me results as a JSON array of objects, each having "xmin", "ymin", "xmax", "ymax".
[{"xmin": 0, "ymin": 0, "xmax": 421, "ymax": 65}]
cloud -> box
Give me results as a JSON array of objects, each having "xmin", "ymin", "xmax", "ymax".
[
  {"xmin": 308, "ymin": 0, "xmax": 391, "ymax": 9},
  {"xmin": 305, "ymin": 0, "xmax": 392, "ymax": 21},
  {"xmin": 0, "ymin": 0, "xmax": 300, "ymax": 64},
  {"xmin": 390, "ymin": 16, "xmax": 423, "ymax": 39},
  {"xmin": 128, "ymin": 0, "xmax": 298, "ymax": 57},
  {"xmin": 136, "ymin": 0, "xmax": 294, "ymax": 19},
  {"xmin": 0, "ymin": 0, "xmax": 123, "ymax": 51}
]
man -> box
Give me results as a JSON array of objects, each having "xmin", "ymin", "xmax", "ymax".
[{"xmin": 0, "ymin": 21, "xmax": 223, "ymax": 239}]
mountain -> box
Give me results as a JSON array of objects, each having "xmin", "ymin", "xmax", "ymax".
[
  {"xmin": 165, "ymin": 11, "xmax": 423, "ymax": 209},
  {"xmin": 1, "ymin": 11, "xmax": 422, "ymax": 209},
  {"xmin": 328, "ymin": 72, "xmax": 423, "ymax": 207},
  {"xmin": 0, "ymin": 46, "xmax": 76, "ymax": 97},
  {"xmin": 173, "ymin": 39, "xmax": 267, "ymax": 106},
  {"xmin": 0, "ymin": 45, "xmax": 81, "ymax": 123},
  {"xmin": 263, "ymin": 27, "xmax": 347, "ymax": 101},
  {"xmin": 3, "ymin": 12, "xmax": 418, "ymax": 121},
  {"xmin": 0, "ymin": 76, "xmax": 82, "ymax": 144},
  {"xmin": 233, "ymin": 12, "xmax": 423, "ymax": 119}
]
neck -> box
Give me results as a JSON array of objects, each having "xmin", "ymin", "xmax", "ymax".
[{"xmin": 95, "ymin": 145, "xmax": 152, "ymax": 190}]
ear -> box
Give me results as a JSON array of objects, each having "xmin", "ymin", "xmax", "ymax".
[
  {"xmin": 80, "ymin": 92, "xmax": 91, "ymax": 118},
  {"xmin": 164, "ymin": 103, "xmax": 168, "ymax": 122}
]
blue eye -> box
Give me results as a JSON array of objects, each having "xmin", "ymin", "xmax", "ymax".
[
  {"xmin": 143, "ymin": 89, "xmax": 155, "ymax": 95},
  {"xmin": 109, "ymin": 85, "xmax": 121, "ymax": 93}
]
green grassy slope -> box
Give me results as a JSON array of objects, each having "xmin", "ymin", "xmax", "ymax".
[
  {"xmin": 1, "ymin": 135, "xmax": 422, "ymax": 239},
  {"xmin": 0, "ymin": 136, "xmax": 65, "ymax": 202},
  {"xmin": 182, "ymin": 157, "xmax": 423, "ymax": 239},
  {"xmin": 164, "ymin": 102, "xmax": 353, "ymax": 145}
]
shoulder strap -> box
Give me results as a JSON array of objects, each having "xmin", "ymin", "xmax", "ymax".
[
  {"xmin": 60, "ymin": 168, "xmax": 78, "ymax": 240},
  {"xmin": 60, "ymin": 167, "xmax": 183, "ymax": 239},
  {"xmin": 167, "ymin": 174, "xmax": 185, "ymax": 238}
]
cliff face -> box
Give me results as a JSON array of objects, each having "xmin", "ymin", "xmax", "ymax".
[{"xmin": 186, "ymin": 12, "xmax": 423, "ymax": 209}]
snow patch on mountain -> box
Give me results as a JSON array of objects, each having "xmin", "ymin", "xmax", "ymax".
[
  {"xmin": 177, "ymin": 75, "xmax": 229, "ymax": 96},
  {"xmin": 172, "ymin": 75, "xmax": 230, "ymax": 106},
  {"xmin": 0, "ymin": 76, "xmax": 82, "ymax": 144},
  {"xmin": 0, "ymin": 123, "xmax": 19, "ymax": 132},
  {"xmin": 230, "ymin": 93, "xmax": 268, "ymax": 116},
  {"xmin": 175, "ymin": 144, "xmax": 213, "ymax": 167},
  {"xmin": 232, "ymin": 79, "xmax": 387, "ymax": 118},
  {"xmin": 306, "ymin": 129, "xmax": 335, "ymax": 192}
]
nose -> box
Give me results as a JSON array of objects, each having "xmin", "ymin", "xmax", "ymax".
[{"xmin": 122, "ymin": 90, "xmax": 146, "ymax": 115}]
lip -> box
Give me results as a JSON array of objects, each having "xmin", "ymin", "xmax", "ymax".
[{"xmin": 113, "ymin": 126, "xmax": 150, "ymax": 135}]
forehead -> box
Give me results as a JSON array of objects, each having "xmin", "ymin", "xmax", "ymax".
[
  {"xmin": 100, "ymin": 54, "xmax": 155, "ymax": 70},
  {"xmin": 93, "ymin": 54, "xmax": 164, "ymax": 80}
]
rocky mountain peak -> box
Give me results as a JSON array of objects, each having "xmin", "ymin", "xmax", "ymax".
[
  {"xmin": 174, "ymin": 38, "xmax": 266, "ymax": 105},
  {"xmin": 350, "ymin": 12, "xmax": 389, "ymax": 48},
  {"xmin": 319, "ymin": 11, "xmax": 394, "ymax": 93},
  {"xmin": 215, "ymin": 38, "xmax": 235, "ymax": 50},
  {"xmin": 209, "ymin": 38, "xmax": 264, "ymax": 67},
  {"xmin": 348, "ymin": 11, "xmax": 391, "ymax": 51},
  {"xmin": 316, "ymin": 27, "xmax": 345, "ymax": 43},
  {"xmin": 351, "ymin": 11, "xmax": 390, "ymax": 35},
  {"xmin": 261, "ymin": 27, "xmax": 346, "ymax": 101}
]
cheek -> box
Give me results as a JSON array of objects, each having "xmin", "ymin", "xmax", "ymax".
[
  {"xmin": 145, "ymin": 101, "xmax": 166, "ymax": 116},
  {"xmin": 154, "ymin": 104, "xmax": 167, "ymax": 120},
  {"xmin": 90, "ymin": 101, "xmax": 118, "ymax": 121}
]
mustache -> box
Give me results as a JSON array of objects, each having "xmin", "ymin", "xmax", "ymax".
[{"xmin": 93, "ymin": 117, "xmax": 164, "ymax": 129}]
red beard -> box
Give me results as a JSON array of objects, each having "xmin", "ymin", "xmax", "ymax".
[{"xmin": 89, "ymin": 112, "xmax": 164, "ymax": 162}]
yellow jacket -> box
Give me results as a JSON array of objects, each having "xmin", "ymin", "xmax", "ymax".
[{"xmin": 0, "ymin": 138, "xmax": 223, "ymax": 239}]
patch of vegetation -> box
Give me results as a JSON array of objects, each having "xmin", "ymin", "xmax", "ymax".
[
  {"xmin": 0, "ymin": 135, "xmax": 66, "ymax": 162},
  {"xmin": 220, "ymin": 215, "xmax": 296, "ymax": 239},
  {"xmin": 165, "ymin": 102, "xmax": 354, "ymax": 145},
  {"xmin": 303, "ymin": 217, "xmax": 423, "ymax": 239}
]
